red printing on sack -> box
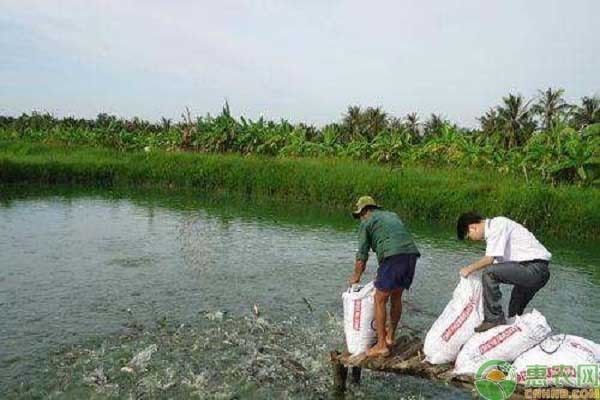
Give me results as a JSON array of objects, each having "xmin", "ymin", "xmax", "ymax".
[
  {"xmin": 570, "ymin": 342, "xmax": 596, "ymax": 359},
  {"xmin": 441, "ymin": 295, "xmax": 477, "ymax": 342},
  {"xmin": 353, "ymin": 299, "xmax": 361, "ymax": 330},
  {"xmin": 478, "ymin": 325, "xmax": 522, "ymax": 354}
]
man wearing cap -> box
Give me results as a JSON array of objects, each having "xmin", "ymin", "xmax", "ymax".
[
  {"xmin": 348, "ymin": 196, "xmax": 420, "ymax": 357},
  {"xmin": 456, "ymin": 212, "xmax": 551, "ymax": 332}
]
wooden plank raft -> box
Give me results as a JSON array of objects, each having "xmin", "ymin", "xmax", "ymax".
[{"xmin": 330, "ymin": 333, "xmax": 526, "ymax": 399}]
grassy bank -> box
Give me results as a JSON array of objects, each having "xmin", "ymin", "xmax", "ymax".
[{"xmin": 1, "ymin": 140, "xmax": 598, "ymax": 241}]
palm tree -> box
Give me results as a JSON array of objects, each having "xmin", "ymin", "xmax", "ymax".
[
  {"xmin": 341, "ymin": 105, "xmax": 388, "ymax": 141},
  {"xmin": 477, "ymin": 108, "xmax": 503, "ymax": 145},
  {"xmin": 341, "ymin": 105, "xmax": 363, "ymax": 142},
  {"xmin": 479, "ymin": 108, "xmax": 500, "ymax": 134},
  {"xmin": 571, "ymin": 96, "xmax": 600, "ymax": 129},
  {"xmin": 531, "ymin": 88, "xmax": 571, "ymax": 130},
  {"xmin": 496, "ymin": 94, "xmax": 535, "ymax": 149},
  {"xmin": 423, "ymin": 113, "xmax": 445, "ymax": 139},
  {"xmin": 404, "ymin": 112, "xmax": 420, "ymax": 140},
  {"xmin": 362, "ymin": 107, "xmax": 387, "ymax": 140}
]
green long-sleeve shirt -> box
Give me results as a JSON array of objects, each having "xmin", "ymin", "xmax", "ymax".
[{"xmin": 356, "ymin": 210, "xmax": 420, "ymax": 263}]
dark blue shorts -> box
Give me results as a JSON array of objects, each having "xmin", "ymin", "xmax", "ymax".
[{"xmin": 375, "ymin": 253, "xmax": 418, "ymax": 292}]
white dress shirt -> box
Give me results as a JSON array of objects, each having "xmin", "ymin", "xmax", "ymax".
[{"xmin": 484, "ymin": 217, "xmax": 552, "ymax": 263}]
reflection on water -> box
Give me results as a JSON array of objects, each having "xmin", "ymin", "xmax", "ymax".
[{"xmin": 0, "ymin": 186, "xmax": 599, "ymax": 398}]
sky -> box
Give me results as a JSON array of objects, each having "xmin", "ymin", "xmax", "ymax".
[{"xmin": 1, "ymin": 0, "xmax": 599, "ymax": 127}]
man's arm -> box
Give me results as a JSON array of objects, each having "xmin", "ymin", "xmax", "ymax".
[
  {"xmin": 349, "ymin": 222, "xmax": 370, "ymax": 284},
  {"xmin": 460, "ymin": 256, "xmax": 495, "ymax": 277},
  {"xmin": 461, "ymin": 219, "xmax": 509, "ymax": 277},
  {"xmin": 348, "ymin": 259, "xmax": 366, "ymax": 284}
]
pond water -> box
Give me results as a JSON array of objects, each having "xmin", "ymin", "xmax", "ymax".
[{"xmin": 1, "ymin": 187, "xmax": 599, "ymax": 398}]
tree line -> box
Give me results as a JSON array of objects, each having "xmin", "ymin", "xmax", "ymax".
[{"xmin": 1, "ymin": 88, "xmax": 598, "ymax": 186}]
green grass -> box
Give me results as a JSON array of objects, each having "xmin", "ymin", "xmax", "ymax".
[{"xmin": 1, "ymin": 140, "xmax": 598, "ymax": 241}]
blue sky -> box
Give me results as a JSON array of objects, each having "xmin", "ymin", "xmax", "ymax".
[{"xmin": 1, "ymin": 0, "xmax": 599, "ymax": 126}]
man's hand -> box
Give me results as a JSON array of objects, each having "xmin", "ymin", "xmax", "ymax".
[
  {"xmin": 348, "ymin": 272, "xmax": 361, "ymax": 285},
  {"xmin": 460, "ymin": 265, "xmax": 475, "ymax": 278},
  {"xmin": 460, "ymin": 256, "xmax": 494, "ymax": 278},
  {"xmin": 349, "ymin": 259, "xmax": 366, "ymax": 285}
]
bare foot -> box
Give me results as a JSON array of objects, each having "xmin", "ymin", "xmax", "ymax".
[
  {"xmin": 366, "ymin": 343, "xmax": 390, "ymax": 358},
  {"xmin": 385, "ymin": 328, "xmax": 394, "ymax": 347},
  {"xmin": 381, "ymin": 324, "xmax": 394, "ymax": 347}
]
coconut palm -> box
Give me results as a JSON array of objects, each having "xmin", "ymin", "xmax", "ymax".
[
  {"xmin": 423, "ymin": 113, "xmax": 445, "ymax": 139},
  {"xmin": 571, "ymin": 96, "xmax": 600, "ymax": 129},
  {"xmin": 531, "ymin": 88, "xmax": 571, "ymax": 130},
  {"xmin": 341, "ymin": 105, "xmax": 387, "ymax": 141},
  {"xmin": 479, "ymin": 108, "xmax": 501, "ymax": 134},
  {"xmin": 362, "ymin": 106, "xmax": 388, "ymax": 140},
  {"xmin": 496, "ymin": 94, "xmax": 535, "ymax": 149},
  {"xmin": 404, "ymin": 112, "xmax": 420, "ymax": 141},
  {"xmin": 341, "ymin": 105, "xmax": 363, "ymax": 142},
  {"xmin": 476, "ymin": 108, "xmax": 504, "ymax": 146}
]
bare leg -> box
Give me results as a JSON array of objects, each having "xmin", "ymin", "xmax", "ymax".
[
  {"xmin": 367, "ymin": 289, "xmax": 390, "ymax": 357},
  {"xmin": 387, "ymin": 288, "xmax": 403, "ymax": 346}
]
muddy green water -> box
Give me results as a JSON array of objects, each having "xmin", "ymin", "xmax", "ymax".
[{"xmin": 1, "ymin": 187, "xmax": 599, "ymax": 399}]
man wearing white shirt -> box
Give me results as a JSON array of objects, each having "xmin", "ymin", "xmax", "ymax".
[{"xmin": 456, "ymin": 212, "xmax": 551, "ymax": 332}]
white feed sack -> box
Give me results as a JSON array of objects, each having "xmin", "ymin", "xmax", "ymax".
[
  {"xmin": 423, "ymin": 274, "xmax": 484, "ymax": 364},
  {"xmin": 342, "ymin": 281, "xmax": 377, "ymax": 355},
  {"xmin": 454, "ymin": 309, "xmax": 552, "ymax": 375},
  {"xmin": 513, "ymin": 335, "xmax": 600, "ymax": 387}
]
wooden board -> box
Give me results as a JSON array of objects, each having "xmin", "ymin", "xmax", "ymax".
[{"xmin": 330, "ymin": 334, "xmax": 526, "ymax": 399}]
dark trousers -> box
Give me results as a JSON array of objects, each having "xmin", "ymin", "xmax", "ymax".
[{"xmin": 482, "ymin": 260, "xmax": 550, "ymax": 323}]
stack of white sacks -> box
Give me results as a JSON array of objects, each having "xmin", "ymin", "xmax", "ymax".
[{"xmin": 423, "ymin": 273, "xmax": 600, "ymax": 387}]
